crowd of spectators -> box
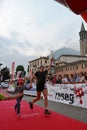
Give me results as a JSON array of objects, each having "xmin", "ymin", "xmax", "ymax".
[
  {"xmin": 1, "ymin": 71, "xmax": 87, "ymax": 90},
  {"xmin": 46, "ymin": 72, "xmax": 87, "ymax": 85}
]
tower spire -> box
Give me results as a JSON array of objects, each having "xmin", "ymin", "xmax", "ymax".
[
  {"xmin": 79, "ymin": 23, "xmax": 87, "ymax": 55},
  {"xmin": 80, "ymin": 22, "xmax": 85, "ymax": 31}
]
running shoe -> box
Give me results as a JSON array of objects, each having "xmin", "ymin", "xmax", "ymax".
[
  {"xmin": 44, "ymin": 109, "xmax": 51, "ymax": 115},
  {"xmin": 17, "ymin": 113, "xmax": 21, "ymax": 118},
  {"xmin": 29, "ymin": 102, "xmax": 33, "ymax": 109}
]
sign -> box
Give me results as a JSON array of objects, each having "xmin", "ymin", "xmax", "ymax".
[{"xmin": 47, "ymin": 83, "xmax": 87, "ymax": 108}]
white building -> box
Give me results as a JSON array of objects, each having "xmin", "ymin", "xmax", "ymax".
[{"xmin": 56, "ymin": 54, "xmax": 87, "ymax": 64}]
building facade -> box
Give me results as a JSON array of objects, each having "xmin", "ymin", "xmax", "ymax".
[
  {"xmin": 29, "ymin": 57, "xmax": 50, "ymax": 74},
  {"xmin": 56, "ymin": 60, "xmax": 87, "ymax": 76}
]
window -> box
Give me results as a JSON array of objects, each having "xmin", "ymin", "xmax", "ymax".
[
  {"xmin": 45, "ymin": 60, "xmax": 47, "ymax": 64},
  {"xmin": 70, "ymin": 66, "xmax": 74, "ymax": 70},
  {"xmin": 76, "ymin": 66, "xmax": 78, "ymax": 69},
  {"xmin": 38, "ymin": 61, "xmax": 39, "ymax": 65},
  {"xmin": 65, "ymin": 68, "xmax": 69, "ymax": 71},
  {"xmin": 41, "ymin": 60, "xmax": 42, "ymax": 64},
  {"xmin": 81, "ymin": 34, "xmax": 84, "ymax": 39},
  {"xmin": 82, "ymin": 64, "xmax": 86, "ymax": 68}
]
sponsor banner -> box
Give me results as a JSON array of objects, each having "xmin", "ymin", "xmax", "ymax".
[
  {"xmin": 47, "ymin": 83, "xmax": 87, "ymax": 108},
  {"xmin": 23, "ymin": 83, "xmax": 87, "ymax": 108},
  {"xmin": 24, "ymin": 84, "xmax": 37, "ymax": 96}
]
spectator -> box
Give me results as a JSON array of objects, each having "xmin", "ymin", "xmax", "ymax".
[
  {"xmin": 79, "ymin": 72, "xmax": 86, "ymax": 83},
  {"xmin": 62, "ymin": 75, "xmax": 68, "ymax": 83},
  {"xmin": 56, "ymin": 75, "xmax": 62, "ymax": 84}
]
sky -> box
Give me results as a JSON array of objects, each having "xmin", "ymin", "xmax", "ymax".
[{"xmin": 0, "ymin": 0, "xmax": 87, "ymax": 72}]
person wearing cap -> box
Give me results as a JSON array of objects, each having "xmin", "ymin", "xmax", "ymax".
[{"xmin": 1, "ymin": 80, "xmax": 32, "ymax": 117}]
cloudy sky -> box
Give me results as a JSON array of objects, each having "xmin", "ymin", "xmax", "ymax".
[{"xmin": 0, "ymin": 0, "xmax": 86, "ymax": 72}]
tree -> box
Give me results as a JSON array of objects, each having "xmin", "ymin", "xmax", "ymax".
[
  {"xmin": 16, "ymin": 65, "xmax": 26, "ymax": 77},
  {"xmin": 1, "ymin": 67, "xmax": 10, "ymax": 81}
]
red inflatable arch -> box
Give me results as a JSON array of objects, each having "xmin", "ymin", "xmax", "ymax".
[{"xmin": 55, "ymin": 0, "xmax": 87, "ymax": 22}]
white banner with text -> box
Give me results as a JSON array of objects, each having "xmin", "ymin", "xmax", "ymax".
[{"xmin": 47, "ymin": 83, "xmax": 87, "ymax": 108}]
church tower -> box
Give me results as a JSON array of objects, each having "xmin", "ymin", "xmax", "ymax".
[{"xmin": 79, "ymin": 23, "xmax": 87, "ymax": 55}]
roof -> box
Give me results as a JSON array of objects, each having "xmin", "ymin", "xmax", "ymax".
[
  {"xmin": 80, "ymin": 22, "xmax": 85, "ymax": 31},
  {"xmin": 57, "ymin": 54, "xmax": 87, "ymax": 60},
  {"xmin": 58, "ymin": 60, "xmax": 87, "ymax": 68},
  {"xmin": 29, "ymin": 56, "xmax": 49, "ymax": 63}
]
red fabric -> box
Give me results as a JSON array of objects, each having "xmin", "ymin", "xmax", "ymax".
[
  {"xmin": 0, "ymin": 100, "xmax": 87, "ymax": 130},
  {"xmin": 55, "ymin": 0, "xmax": 87, "ymax": 22},
  {"xmin": 81, "ymin": 12, "xmax": 87, "ymax": 23},
  {"xmin": 55, "ymin": 0, "xmax": 87, "ymax": 14},
  {"xmin": 18, "ymin": 78, "xmax": 25, "ymax": 83},
  {"xmin": 66, "ymin": 0, "xmax": 87, "ymax": 14}
]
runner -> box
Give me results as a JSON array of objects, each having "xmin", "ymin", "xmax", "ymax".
[
  {"xmin": 0, "ymin": 80, "xmax": 32, "ymax": 117},
  {"xmin": 29, "ymin": 61, "xmax": 52, "ymax": 115}
]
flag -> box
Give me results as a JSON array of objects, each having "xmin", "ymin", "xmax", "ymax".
[
  {"xmin": 29, "ymin": 69, "xmax": 33, "ymax": 79},
  {"xmin": 11, "ymin": 62, "xmax": 15, "ymax": 80},
  {"xmin": 49, "ymin": 50, "xmax": 54, "ymax": 64}
]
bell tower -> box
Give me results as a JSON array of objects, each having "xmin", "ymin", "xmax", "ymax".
[{"xmin": 79, "ymin": 22, "xmax": 87, "ymax": 55}]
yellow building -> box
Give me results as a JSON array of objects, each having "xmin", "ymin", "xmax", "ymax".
[{"xmin": 29, "ymin": 56, "xmax": 50, "ymax": 74}]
